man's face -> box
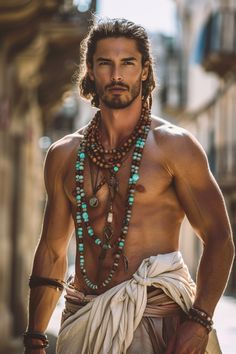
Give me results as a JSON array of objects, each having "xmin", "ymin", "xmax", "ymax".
[{"xmin": 88, "ymin": 37, "xmax": 149, "ymax": 109}]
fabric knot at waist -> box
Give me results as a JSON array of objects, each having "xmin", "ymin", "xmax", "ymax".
[{"xmin": 133, "ymin": 273, "xmax": 153, "ymax": 287}]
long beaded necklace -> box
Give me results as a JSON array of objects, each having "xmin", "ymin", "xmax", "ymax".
[{"xmin": 75, "ymin": 103, "xmax": 151, "ymax": 290}]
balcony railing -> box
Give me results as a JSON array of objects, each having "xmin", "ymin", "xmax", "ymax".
[{"xmin": 194, "ymin": 8, "xmax": 236, "ymax": 77}]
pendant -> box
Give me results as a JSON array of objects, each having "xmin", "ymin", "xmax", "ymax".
[
  {"xmin": 107, "ymin": 212, "xmax": 113, "ymax": 223},
  {"xmin": 122, "ymin": 254, "xmax": 129, "ymax": 272},
  {"xmin": 89, "ymin": 196, "xmax": 99, "ymax": 208},
  {"xmin": 104, "ymin": 224, "xmax": 113, "ymax": 241}
]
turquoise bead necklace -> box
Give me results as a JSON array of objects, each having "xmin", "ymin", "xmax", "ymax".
[{"xmin": 75, "ymin": 103, "xmax": 151, "ymax": 289}]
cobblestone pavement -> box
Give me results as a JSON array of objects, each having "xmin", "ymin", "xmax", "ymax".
[{"xmin": 47, "ymin": 295, "xmax": 236, "ymax": 353}]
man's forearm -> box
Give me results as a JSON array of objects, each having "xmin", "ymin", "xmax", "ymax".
[
  {"xmin": 193, "ymin": 236, "xmax": 235, "ymax": 317},
  {"xmin": 27, "ymin": 286, "xmax": 62, "ymax": 332},
  {"xmin": 27, "ymin": 245, "xmax": 68, "ymax": 332}
]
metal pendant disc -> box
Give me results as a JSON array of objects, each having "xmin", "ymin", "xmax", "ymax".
[{"xmin": 89, "ymin": 196, "xmax": 99, "ymax": 208}]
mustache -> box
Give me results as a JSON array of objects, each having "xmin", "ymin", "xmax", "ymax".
[{"xmin": 106, "ymin": 82, "xmax": 129, "ymax": 90}]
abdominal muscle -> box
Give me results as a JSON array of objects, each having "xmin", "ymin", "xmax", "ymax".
[{"xmin": 72, "ymin": 201, "xmax": 184, "ymax": 295}]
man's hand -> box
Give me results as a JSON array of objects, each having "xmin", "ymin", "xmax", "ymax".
[
  {"xmin": 166, "ymin": 320, "xmax": 209, "ymax": 354},
  {"xmin": 24, "ymin": 349, "xmax": 46, "ymax": 354}
]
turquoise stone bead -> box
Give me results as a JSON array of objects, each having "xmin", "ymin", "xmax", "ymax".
[
  {"xmin": 82, "ymin": 212, "xmax": 88, "ymax": 220},
  {"xmin": 113, "ymin": 166, "xmax": 119, "ymax": 172},
  {"xmin": 79, "ymin": 243, "xmax": 84, "ymax": 251},
  {"xmin": 88, "ymin": 228, "xmax": 94, "ymax": 236},
  {"xmin": 132, "ymin": 173, "xmax": 139, "ymax": 182},
  {"xmin": 95, "ymin": 238, "xmax": 101, "ymax": 245},
  {"xmin": 118, "ymin": 241, "xmax": 125, "ymax": 247},
  {"xmin": 79, "ymin": 152, "xmax": 85, "ymax": 158}
]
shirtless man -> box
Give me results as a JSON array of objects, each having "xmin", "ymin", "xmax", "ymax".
[{"xmin": 24, "ymin": 18, "xmax": 234, "ymax": 354}]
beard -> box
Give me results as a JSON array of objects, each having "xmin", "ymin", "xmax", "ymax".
[{"xmin": 95, "ymin": 77, "xmax": 142, "ymax": 109}]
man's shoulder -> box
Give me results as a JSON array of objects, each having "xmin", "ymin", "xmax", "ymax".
[
  {"xmin": 44, "ymin": 127, "xmax": 87, "ymax": 174},
  {"xmin": 151, "ymin": 116, "xmax": 193, "ymax": 147},
  {"xmin": 47, "ymin": 126, "xmax": 88, "ymax": 157},
  {"xmin": 150, "ymin": 116, "xmax": 207, "ymax": 167}
]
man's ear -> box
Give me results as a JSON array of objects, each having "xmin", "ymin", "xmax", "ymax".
[
  {"xmin": 141, "ymin": 61, "xmax": 149, "ymax": 81},
  {"xmin": 87, "ymin": 63, "xmax": 94, "ymax": 81}
]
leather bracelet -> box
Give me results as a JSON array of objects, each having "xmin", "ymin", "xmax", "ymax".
[
  {"xmin": 190, "ymin": 307, "xmax": 213, "ymax": 324},
  {"xmin": 23, "ymin": 331, "xmax": 49, "ymax": 349},
  {"xmin": 188, "ymin": 307, "xmax": 213, "ymax": 333},
  {"xmin": 29, "ymin": 275, "xmax": 66, "ymax": 291},
  {"xmin": 24, "ymin": 331, "xmax": 48, "ymax": 341}
]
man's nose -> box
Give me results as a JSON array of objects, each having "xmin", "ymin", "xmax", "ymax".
[{"xmin": 111, "ymin": 65, "xmax": 123, "ymax": 82}]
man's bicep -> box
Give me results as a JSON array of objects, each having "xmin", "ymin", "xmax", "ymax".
[
  {"xmin": 173, "ymin": 138, "xmax": 231, "ymax": 243},
  {"xmin": 36, "ymin": 144, "xmax": 74, "ymax": 262},
  {"xmin": 40, "ymin": 193, "xmax": 74, "ymax": 254},
  {"xmin": 32, "ymin": 192, "xmax": 74, "ymax": 276}
]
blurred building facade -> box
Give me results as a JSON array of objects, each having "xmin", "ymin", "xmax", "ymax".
[
  {"xmin": 0, "ymin": 1, "xmax": 96, "ymax": 353},
  {"xmin": 161, "ymin": 0, "xmax": 236, "ymax": 293}
]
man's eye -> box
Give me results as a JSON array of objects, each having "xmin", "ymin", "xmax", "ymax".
[
  {"xmin": 123, "ymin": 61, "xmax": 134, "ymax": 65},
  {"xmin": 99, "ymin": 61, "xmax": 110, "ymax": 65}
]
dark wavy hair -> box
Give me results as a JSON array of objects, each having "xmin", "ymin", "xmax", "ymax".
[{"xmin": 77, "ymin": 18, "xmax": 156, "ymax": 108}]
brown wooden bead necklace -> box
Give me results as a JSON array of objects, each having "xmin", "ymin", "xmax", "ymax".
[{"xmin": 85, "ymin": 103, "xmax": 149, "ymax": 170}]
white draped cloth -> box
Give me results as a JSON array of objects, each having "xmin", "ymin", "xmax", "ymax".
[{"xmin": 56, "ymin": 251, "xmax": 221, "ymax": 354}]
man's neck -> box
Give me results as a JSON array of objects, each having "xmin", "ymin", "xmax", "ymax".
[{"xmin": 99, "ymin": 97, "xmax": 143, "ymax": 149}]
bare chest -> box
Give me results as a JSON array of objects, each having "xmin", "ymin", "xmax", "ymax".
[{"xmin": 64, "ymin": 141, "xmax": 173, "ymax": 214}]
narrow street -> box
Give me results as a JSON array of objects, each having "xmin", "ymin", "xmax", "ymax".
[{"xmin": 47, "ymin": 295, "xmax": 236, "ymax": 353}]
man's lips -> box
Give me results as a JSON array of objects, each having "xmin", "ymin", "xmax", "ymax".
[{"xmin": 107, "ymin": 86, "xmax": 128, "ymax": 93}]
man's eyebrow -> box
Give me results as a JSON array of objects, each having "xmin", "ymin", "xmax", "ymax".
[
  {"xmin": 96, "ymin": 57, "xmax": 111, "ymax": 62},
  {"xmin": 121, "ymin": 57, "xmax": 137, "ymax": 61},
  {"xmin": 96, "ymin": 57, "xmax": 138, "ymax": 62}
]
